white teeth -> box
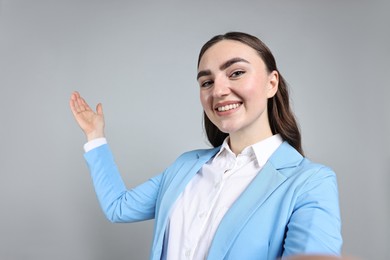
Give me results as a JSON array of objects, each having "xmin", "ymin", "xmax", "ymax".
[{"xmin": 217, "ymin": 103, "xmax": 240, "ymax": 112}]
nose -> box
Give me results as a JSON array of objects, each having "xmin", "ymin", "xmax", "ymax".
[{"xmin": 212, "ymin": 77, "xmax": 230, "ymax": 97}]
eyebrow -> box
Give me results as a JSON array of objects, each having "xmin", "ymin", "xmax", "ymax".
[{"xmin": 197, "ymin": 57, "xmax": 250, "ymax": 80}]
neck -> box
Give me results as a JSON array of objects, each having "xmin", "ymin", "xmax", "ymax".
[{"xmin": 229, "ymin": 127, "xmax": 273, "ymax": 155}]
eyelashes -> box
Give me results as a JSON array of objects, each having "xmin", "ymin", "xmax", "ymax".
[
  {"xmin": 230, "ymin": 70, "xmax": 245, "ymax": 78},
  {"xmin": 199, "ymin": 70, "xmax": 246, "ymax": 88},
  {"xmin": 201, "ymin": 80, "xmax": 213, "ymax": 88}
]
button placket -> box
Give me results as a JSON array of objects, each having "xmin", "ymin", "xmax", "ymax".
[
  {"xmin": 185, "ymin": 249, "xmax": 191, "ymax": 258},
  {"xmin": 198, "ymin": 212, "xmax": 206, "ymax": 219}
]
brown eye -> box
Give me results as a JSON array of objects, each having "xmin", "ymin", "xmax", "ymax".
[
  {"xmin": 230, "ymin": 70, "xmax": 245, "ymax": 78},
  {"xmin": 201, "ymin": 80, "xmax": 213, "ymax": 88}
]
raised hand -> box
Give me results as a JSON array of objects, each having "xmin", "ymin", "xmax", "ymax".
[{"xmin": 69, "ymin": 91, "xmax": 105, "ymax": 141}]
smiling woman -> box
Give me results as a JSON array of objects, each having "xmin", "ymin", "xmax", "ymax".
[
  {"xmin": 70, "ymin": 32, "xmax": 342, "ymax": 260},
  {"xmin": 198, "ymin": 33, "xmax": 303, "ymax": 156},
  {"xmin": 198, "ymin": 39, "xmax": 279, "ymax": 155}
]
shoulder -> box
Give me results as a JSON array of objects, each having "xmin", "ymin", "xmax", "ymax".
[
  {"xmin": 299, "ymin": 157, "xmax": 336, "ymax": 177},
  {"xmin": 290, "ymin": 158, "xmax": 338, "ymax": 195},
  {"xmin": 280, "ymin": 156, "xmax": 339, "ymax": 202},
  {"xmin": 270, "ymin": 142, "xmax": 336, "ymax": 178}
]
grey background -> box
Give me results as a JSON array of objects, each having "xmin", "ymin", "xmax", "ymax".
[{"xmin": 0, "ymin": 0, "xmax": 389, "ymax": 259}]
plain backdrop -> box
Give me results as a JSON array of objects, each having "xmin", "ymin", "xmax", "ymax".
[{"xmin": 0, "ymin": 0, "xmax": 389, "ymax": 259}]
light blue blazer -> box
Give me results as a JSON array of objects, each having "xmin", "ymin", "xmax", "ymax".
[{"xmin": 84, "ymin": 141, "xmax": 342, "ymax": 260}]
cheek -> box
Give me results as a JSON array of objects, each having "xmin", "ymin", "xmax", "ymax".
[
  {"xmin": 245, "ymin": 82, "xmax": 268, "ymax": 101},
  {"xmin": 199, "ymin": 91, "xmax": 211, "ymax": 110}
]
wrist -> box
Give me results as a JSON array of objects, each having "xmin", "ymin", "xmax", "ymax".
[
  {"xmin": 86, "ymin": 131, "xmax": 105, "ymax": 142},
  {"xmin": 84, "ymin": 137, "xmax": 107, "ymax": 152}
]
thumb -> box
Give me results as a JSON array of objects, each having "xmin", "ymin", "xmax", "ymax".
[{"xmin": 96, "ymin": 103, "xmax": 104, "ymax": 115}]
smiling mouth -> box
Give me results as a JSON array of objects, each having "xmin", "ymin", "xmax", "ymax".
[{"xmin": 216, "ymin": 103, "xmax": 242, "ymax": 112}]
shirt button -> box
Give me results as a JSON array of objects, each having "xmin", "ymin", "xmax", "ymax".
[
  {"xmin": 185, "ymin": 249, "xmax": 191, "ymax": 257},
  {"xmin": 199, "ymin": 212, "xmax": 206, "ymax": 219},
  {"xmin": 214, "ymin": 182, "xmax": 221, "ymax": 189}
]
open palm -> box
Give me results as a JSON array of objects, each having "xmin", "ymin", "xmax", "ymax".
[{"xmin": 69, "ymin": 91, "xmax": 105, "ymax": 141}]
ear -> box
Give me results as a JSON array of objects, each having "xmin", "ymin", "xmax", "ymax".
[{"xmin": 266, "ymin": 70, "xmax": 279, "ymax": 98}]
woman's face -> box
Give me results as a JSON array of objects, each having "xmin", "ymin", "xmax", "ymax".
[{"xmin": 198, "ymin": 40, "xmax": 278, "ymax": 139}]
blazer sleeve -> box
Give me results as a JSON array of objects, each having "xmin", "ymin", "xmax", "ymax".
[
  {"xmin": 84, "ymin": 144, "xmax": 162, "ymax": 223},
  {"xmin": 282, "ymin": 166, "xmax": 343, "ymax": 256}
]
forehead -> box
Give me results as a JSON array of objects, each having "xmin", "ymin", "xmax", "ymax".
[{"xmin": 198, "ymin": 40, "xmax": 261, "ymax": 69}]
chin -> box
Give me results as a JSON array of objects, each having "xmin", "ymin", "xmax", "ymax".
[
  {"xmin": 210, "ymin": 117, "xmax": 243, "ymax": 134},
  {"xmin": 216, "ymin": 125, "xmax": 240, "ymax": 135}
]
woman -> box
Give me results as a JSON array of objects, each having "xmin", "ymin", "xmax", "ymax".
[{"xmin": 70, "ymin": 32, "xmax": 342, "ymax": 260}]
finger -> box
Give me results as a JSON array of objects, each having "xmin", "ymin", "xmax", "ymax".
[
  {"xmin": 70, "ymin": 92, "xmax": 80, "ymax": 114},
  {"xmin": 96, "ymin": 103, "xmax": 104, "ymax": 116},
  {"xmin": 72, "ymin": 91, "xmax": 80, "ymax": 99},
  {"xmin": 73, "ymin": 94, "xmax": 91, "ymax": 113},
  {"xmin": 79, "ymin": 96, "xmax": 92, "ymax": 111},
  {"xmin": 71, "ymin": 91, "xmax": 81, "ymax": 103},
  {"xmin": 72, "ymin": 94, "xmax": 83, "ymax": 113}
]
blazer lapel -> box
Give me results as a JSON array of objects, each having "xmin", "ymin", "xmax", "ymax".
[
  {"xmin": 152, "ymin": 147, "xmax": 220, "ymax": 258},
  {"xmin": 207, "ymin": 142, "xmax": 303, "ymax": 259}
]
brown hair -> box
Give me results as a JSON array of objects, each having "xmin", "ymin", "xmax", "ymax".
[{"xmin": 198, "ymin": 32, "xmax": 304, "ymax": 156}]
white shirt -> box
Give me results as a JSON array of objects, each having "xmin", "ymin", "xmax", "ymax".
[
  {"xmin": 83, "ymin": 135, "xmax": 283, "ymax": 260},
  {"xmin": 164, "ymin": 134, "xmax": 283, "ymax": 260}
]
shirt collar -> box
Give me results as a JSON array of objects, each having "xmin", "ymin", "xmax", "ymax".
[
  {"xmin": 213, "ymin": 134, "xmax": 283, "ymax": 168},
  {"xmin": 251, "ymin": 134, "xmax": 283, "ymax": 168},
  {"xmin": 212, "ymin": 137, "xmax": 234, "ymax": 161}
]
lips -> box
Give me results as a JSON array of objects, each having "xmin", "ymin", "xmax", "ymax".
[{"xmin": 215, "ymin": 102, "xmax": 242, "ymax": 112}]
